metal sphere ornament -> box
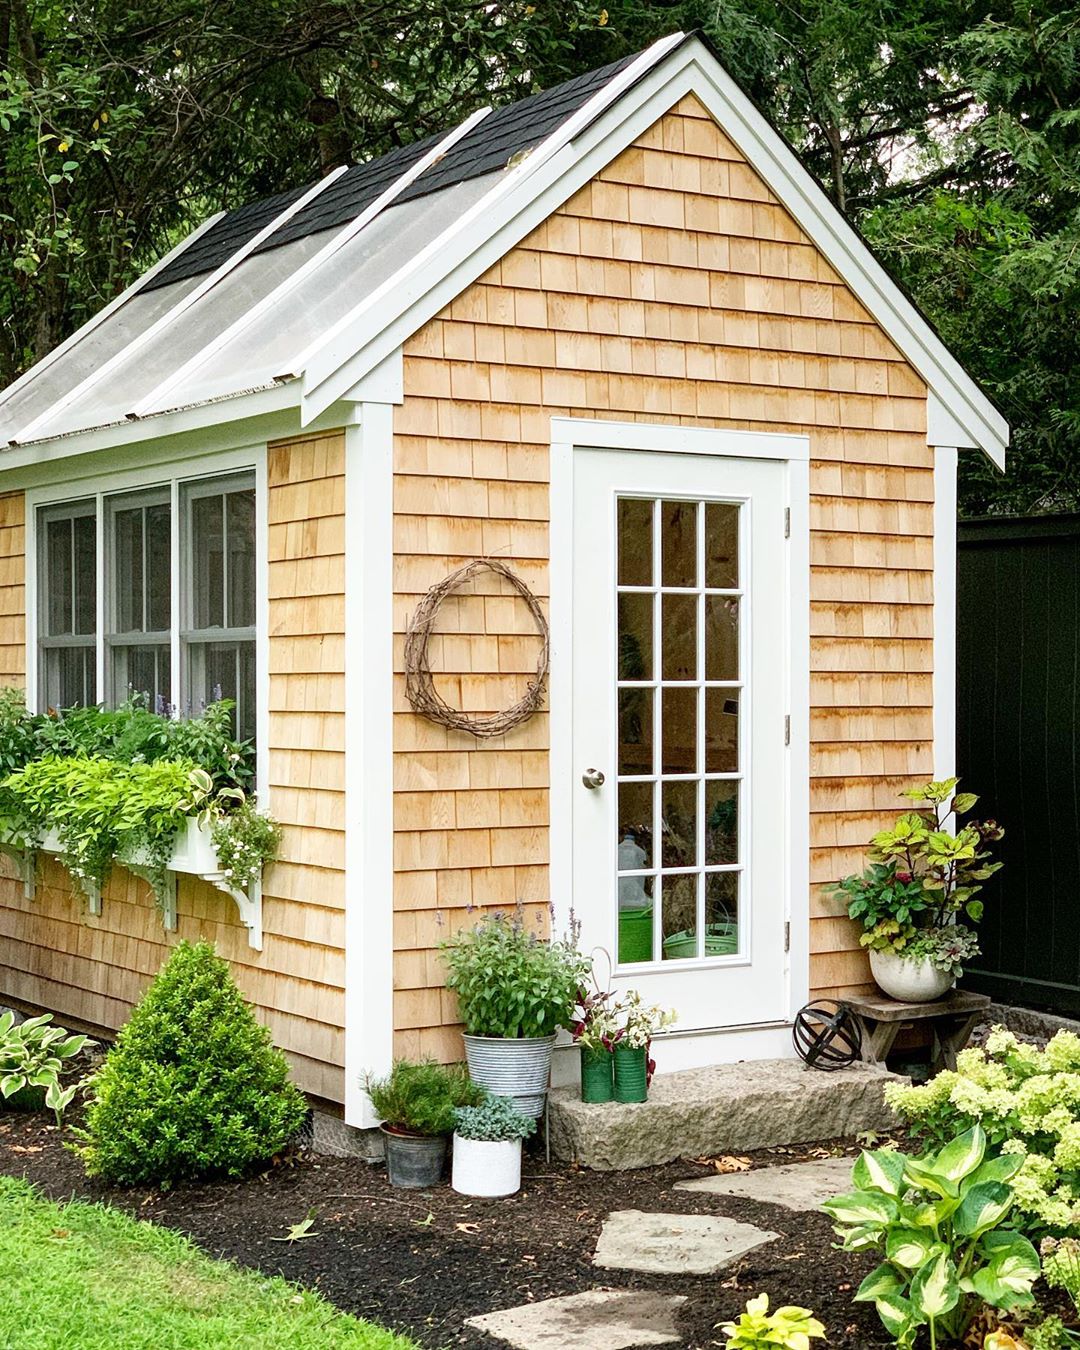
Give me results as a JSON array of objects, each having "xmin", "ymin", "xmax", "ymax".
[{"xmin": 792, "ymin": 1000, "xmax": 861, "ymax": 1071}]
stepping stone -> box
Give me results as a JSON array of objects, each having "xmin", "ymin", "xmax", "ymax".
[
  {"xmin": 674, "ymin": 1155, "xmax": 854, "ymax": 1212},
  {"xmin": 592, "ymin": 1209, "xmax": 778, "ymax": 1275},
  {"xmin": 466, "ymin": 1289, "xmax": 688, "ymax": 1349}
]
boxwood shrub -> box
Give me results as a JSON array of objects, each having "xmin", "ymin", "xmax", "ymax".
[{"xmin": 76, "ymin": 940, "xmax": 305, "ymax": 1186}]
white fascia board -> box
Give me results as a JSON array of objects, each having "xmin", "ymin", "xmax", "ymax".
[
  {"xmin": 0, "ymin": 209, "xmax": 226, "ymax": 413},
  {"xmin": 300, "ymin": 38, "xmax": 1008, "ymax": 466},
  {"xmin": 928, "ymin": 389, "xmax": 1004, "ymax": 468},
  {"xmin": 552, "ymin": 415, "xmax": 809, "ymax": 461}
]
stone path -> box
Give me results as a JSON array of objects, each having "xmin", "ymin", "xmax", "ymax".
[
  {"xmin": 465, "ymin": 1290, "xmax": 688, "ymax": 1350},
  {"xmin": 673, "ymin": 1155, "xmax": 853, "ymax": 1211},
  {"xmin": 592, "ymin": 1208, "xmax": 778, "ymax": 1276}
]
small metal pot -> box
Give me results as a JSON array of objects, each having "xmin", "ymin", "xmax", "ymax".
[
  {"xmin": 462, "ymin": 1033, "xmax": 556, "ymax": 1117},
  {"xmin": 380, "ymin": 1126, "xmax": 448, "ymax": 1188}
]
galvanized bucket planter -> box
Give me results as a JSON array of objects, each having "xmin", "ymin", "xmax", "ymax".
[
  {"xmin": 462, "ymin": 1033, "xmax": 556, "ymax": 1117},
  {"xmin": 380, "ymin": 1127, "xmax": 448, "ymax": 1188}
]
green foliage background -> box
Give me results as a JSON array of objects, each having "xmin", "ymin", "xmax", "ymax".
[{"xmin": 2, "ymin": 0, "xmax": 1078, "ymax": 515}]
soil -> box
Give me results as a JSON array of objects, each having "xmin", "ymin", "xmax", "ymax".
[{"xmin": 0, "ymin": 1107, "xmax": 899, "ymax": 1350}]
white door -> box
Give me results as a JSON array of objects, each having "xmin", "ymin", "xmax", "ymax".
[{"xmin": 571, "ymin": 445, "xmax": 790, "ymax": 1032}]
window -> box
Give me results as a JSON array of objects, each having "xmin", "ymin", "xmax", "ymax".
[{"xmin": 37, "ymin": 471, "xmax": 257, "ymax": 741}]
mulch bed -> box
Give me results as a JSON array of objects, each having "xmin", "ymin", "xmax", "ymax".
[{"xmin": 0, "ymin": 1107, "xmax": 899, "ymax": 1350}]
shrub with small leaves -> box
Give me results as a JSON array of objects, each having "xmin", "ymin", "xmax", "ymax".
[
  {"xmin": 453, "ymin": 1094, "xmax": 536, "ymax": 1142},
  {"xmin": 720, "ymin": 1294, "xmax": 825, "ymax": 1349},
  {"xmin": 364, "ymin": 1060, "xmax": 483, "ymax": 1136},
  {"xmin": 75, "ymin": 941, "xmax": 305, "ymax": 1185}
]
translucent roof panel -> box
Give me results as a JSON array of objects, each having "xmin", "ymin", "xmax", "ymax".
[
  {"xmin": 24, "ymin": 231, "xmax": 330, "ymax": 443},
  {"xmin": 0, "ymin": 274, "xmax": 201, "ymax": 445},
  {"xmin": 148, "ymin": 172, "xmax": 503, "ymax": 415}
]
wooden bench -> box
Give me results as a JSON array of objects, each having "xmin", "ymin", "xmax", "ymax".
[{"xmin": 841, "ymin": 989, "xmax": 992, "ymax": 1074}]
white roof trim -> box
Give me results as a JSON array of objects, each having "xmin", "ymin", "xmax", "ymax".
[
  {"xmin": 298, "ymin": 35, "xmax": 1007, "ymax": 465},
  {"xmin": 11, "ymin": 164, "xmax": 350, "ymax": 445},
  {"xmin": 130, "ymin": 104, "xmax": 493, "ymax": 421}
]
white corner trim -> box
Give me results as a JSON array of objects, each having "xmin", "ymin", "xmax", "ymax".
[
  {"xmin": 547, "ymin": 437, "xmax": 574, "ymax": 951},
  {"xmin": 550, "ymin": 416, "xmax": 810, "ymax": 461},
  {"xmin": 785, "ymin": 454, "xmax": 811, "ymax": 1018},
  {"xmin": 343, "ymin": 406, "xmax": 395, "ymax": 1129},
  {"xmin": 933, "ymin": 445, "xmax": 959, "ymax": 784}
]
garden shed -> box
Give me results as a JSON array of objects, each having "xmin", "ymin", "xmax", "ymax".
[{"xmin": 0, "ymin": 32, "xmax": 1007, "ymax": 1129}]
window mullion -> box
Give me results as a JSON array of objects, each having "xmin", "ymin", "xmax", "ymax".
[
  {"xmin": 94, "ymin": 492, "xmax": 104, "ymax": 706},
  {"xmin": 170, "ymin": 479, "xmax": 181, "ymax": 714}
]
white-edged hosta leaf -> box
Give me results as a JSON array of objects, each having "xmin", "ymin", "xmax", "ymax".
[
  {"xmin": 903, "ymin": 1155, "xmax": 959, "ymax": 1199},
  {"xmin": 965, "ymin": 1267, "xmax": 1036, "ymax": 1311},
  {"xmin": 0, "ymin": 1073, "xmax": 26, "ymax": 1098},
  {"xmin": 910, "ymin": 1250, "xmax": 961, "ymax": 1320},
  {"xmin": 855, "ymin": 1262, "xmax": 905, "ymax": 1303},
  {"xmin": 935, "ymin": 1125, "xmax": 987, "ymax": 1183},
  {"xmin": 909, "ymin": 1196, "xmax": 959, "ymax": 1228},
  {"xmin": 967, "ymin": 1153, "xmax": 1024, "ymax": 1188},
  {"xmin": 886, "ymin": 1227, "xmax": 937, "ymax": 1270},
  {"xmin": 872, "ymin": 1290, "xmax": 923, "ymax": 1341},
  {"xmin": 834, "ymin": 1221, "xmax": 885, "ymax": 1252},
  {"xmin": 822, "ymin": 1190, "xmax": 898, "ymax": 1228},
  {"xmin": 981, "ymin": 1232, "xmax": 1040, "ymax": 1290},
  {"xmin": 954, "ymin": 1181, "xmax": 1013, "ymax": 1238},
  {"xmin": 853, "ymin": 1149, "xmax": 907, "ymax": 1197}
]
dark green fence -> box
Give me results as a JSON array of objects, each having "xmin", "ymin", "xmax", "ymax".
[{"xmin": 958, "ymin": 513, "xmax": 1080, "ymax": 1013}]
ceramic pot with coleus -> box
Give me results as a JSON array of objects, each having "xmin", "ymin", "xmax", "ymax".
[
  {"xmin": 441, "ymin": 905, "xmax": 590, "ymax": 1117},
  {"xmin": 827, "ymin": 777, "xmax": 1003, "ymax": 1003},
  {"xmin": 364, "ymin": 1059, "xmax": 484, "ymax": 1188}
]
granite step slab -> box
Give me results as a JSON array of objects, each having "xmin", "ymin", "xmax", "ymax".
[
  {"xmin": 674, "ymin": 1155, "xmax": 854, "ymax": 1211},
  {"xmin": 465, "ymin": 1289, "xmax": 688, "ymax": 1349}
]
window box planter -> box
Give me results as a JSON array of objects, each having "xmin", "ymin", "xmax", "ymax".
[{"xmin": 2, "ymin": 817, "xmax": 263, "ymax": 950}]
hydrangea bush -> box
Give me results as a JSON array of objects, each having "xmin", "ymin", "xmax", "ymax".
[{"xmin": 886, "ymin": 1026, "xmax": 1080, "ymax": 1233}]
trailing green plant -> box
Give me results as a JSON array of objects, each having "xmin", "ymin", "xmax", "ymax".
[
  {"xmin": 826, "ymin": 777, "xmax": 1002, "ymax": 961},
  {"xmin": 363, "ymin": 1060, "xmax": 483, "ymax": 1137},
  {"xmin": 3, "ymin": 757, "xmax": 211, "ymax": 907},
  {"xmin": 824, "ymin": 1125, "xmax": 1040, "ymax": 1350},
  {"xmin": 74, "ymin": 940, "xmax": 306, "ymax": 1185},
  {"xmin": 441, "ymin": 908, "xmax": 590, "ymax": 1039},
  {"xmin": 719, "ymin": 1293, "xmax": 826, "ymax": 1349},
  {"xmin": 0, "ymin": 1011, "xmax": 87, "ymax": 1124},
  {"xmin": 210, "ymin": 797, "xmax": 281, "ymax": 892},
  {"xmin": 886, "ymin": 1027, "xmax": 1080, "ymax": 1234},
  {"xmin": 453, "ymin": 1094, "xmax": 536, "ymax": 1142}
]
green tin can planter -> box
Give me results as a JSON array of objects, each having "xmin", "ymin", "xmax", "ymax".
[
  {"xmin": 580, "ymin": 1045, "xmax": 615, "ymax": 1103},
  {"xmin": 613, "ymin": 1044, "xmax": 648, "ymax": 1103}
]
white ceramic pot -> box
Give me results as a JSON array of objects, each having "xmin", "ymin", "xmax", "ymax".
[
  {"xmin": 451, "ymin": 1134, "xmax": 522, "ymax": 1197},
  {"xmin": 869, "ymin": 949, "xmax": 954, "ymax": 1003}
]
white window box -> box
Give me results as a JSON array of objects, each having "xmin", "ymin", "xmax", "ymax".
[{"xmin": 2, "ymin": 817, "xmax": 263, "ymax": 949}]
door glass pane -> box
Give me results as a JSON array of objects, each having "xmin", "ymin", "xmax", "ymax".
[
  {"xmin": 615, "ymin": 493, "xmax": 744, "ymax": 966},
  {"xmin": 661, "ymin": 687, "xmax": 696, "ymax": 774},
  {"xmin": 618, "ymin": 780, "xmax": 653, "ymax": 868},
  {"xmin": 661, "ymin": 500, "xmax": 697, "ymax": 587},
  {"xmin": 705, "ymin": 689, "xmax": 739, "ymax": 773},
  {"xmin": 705, "ymin": 596, "xmax": 739, "ymax": 681},
  {"xmin": 705, "ymin": 503, "xmax": 738, "ymax": 588},
  {"xmin": 618, "ymin": 688, "xmax": 652, "ymax": 776},
  {"xmin": 661, "ymin": 593, "xmax": 696, "ymax": 680},
  {"xmin": 617, "ymin": 498, "xmax": 653, "ymax": 586},
  {"xmin": 617, "ymin": 594, "xmax": 652, "ymax": 680},
  {"xmin": 191, "ymin": 494, "xmax": 225, "ymax": 629},
  {"xmin": 661, "ymin": 874, "xmax": 697, "ymax": 959}
]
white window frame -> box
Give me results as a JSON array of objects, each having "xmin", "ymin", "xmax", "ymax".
[{"xmin": 25, "ymin": 445, "xmax": 270, "ymax": 797}]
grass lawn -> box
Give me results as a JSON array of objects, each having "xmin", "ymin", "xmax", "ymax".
[{"xmin": 0, "ymin": 1176, "xmax": 419, "ymax": 1350}]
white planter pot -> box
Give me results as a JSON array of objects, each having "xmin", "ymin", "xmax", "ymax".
[
  {"xmin": 462, "ymin": 1033, "xmax": 555, "ymax": 1118},
  {"xmin": 870, "ymin": 949, "xmax": 954, "ymax": 1003},
  {"xmin": 452, "ymin": 1134, "xmax": 522, "ymax": 1197}
]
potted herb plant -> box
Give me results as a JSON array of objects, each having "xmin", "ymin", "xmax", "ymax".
[
  {"xmin": 571, "ymin": 982, "xmax": 621, "ymax": 1103},
  {"xmin": 451, "ymin": 1093, "xmax": 536, "ymax": 1197},
  {"xmin": 364, "ymin": 1059, "xmax": 483, "ymax": 1188},
  {"xmin": 441, "ymin": 907, "xmax": 589, "ymax": 1117},
  {"xmin": 612, "ymin": 990, "xmax": 676, "ymax": 1103},
  {"xmin": 828, "ymin": 777, "xmax": 1003, "ymax": 1002}
]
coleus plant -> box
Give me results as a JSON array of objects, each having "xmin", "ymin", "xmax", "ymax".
[{"xmin": 823, "ymin": 1125, "xmax": 1039, "ymax": 1350}]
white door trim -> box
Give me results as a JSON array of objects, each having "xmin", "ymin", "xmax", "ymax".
[{"xmin": 550, "ymin": 417, "xmax": 810, "ymax": 1062}]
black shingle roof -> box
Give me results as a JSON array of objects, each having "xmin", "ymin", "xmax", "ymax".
[{"xmin": 147, "ymin": 52, "xmax": 643, "ymax": 291}]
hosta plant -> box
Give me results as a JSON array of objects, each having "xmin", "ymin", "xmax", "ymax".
[
  {"xmin": 720, "ymin": 1293, "xmax": 825, "ymax": 1348},
  {"xmin": 823, "ymin": 1125, "xmax": 1040, "ymax": 1350},
  {"xmin": 0, "ymin": 1011, "xmax": 88, "ymax": 1123}
]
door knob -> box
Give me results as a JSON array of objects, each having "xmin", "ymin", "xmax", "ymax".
[{"xmin": 582, "ymin": 768, "xmax": 606, "ymax": 790}]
